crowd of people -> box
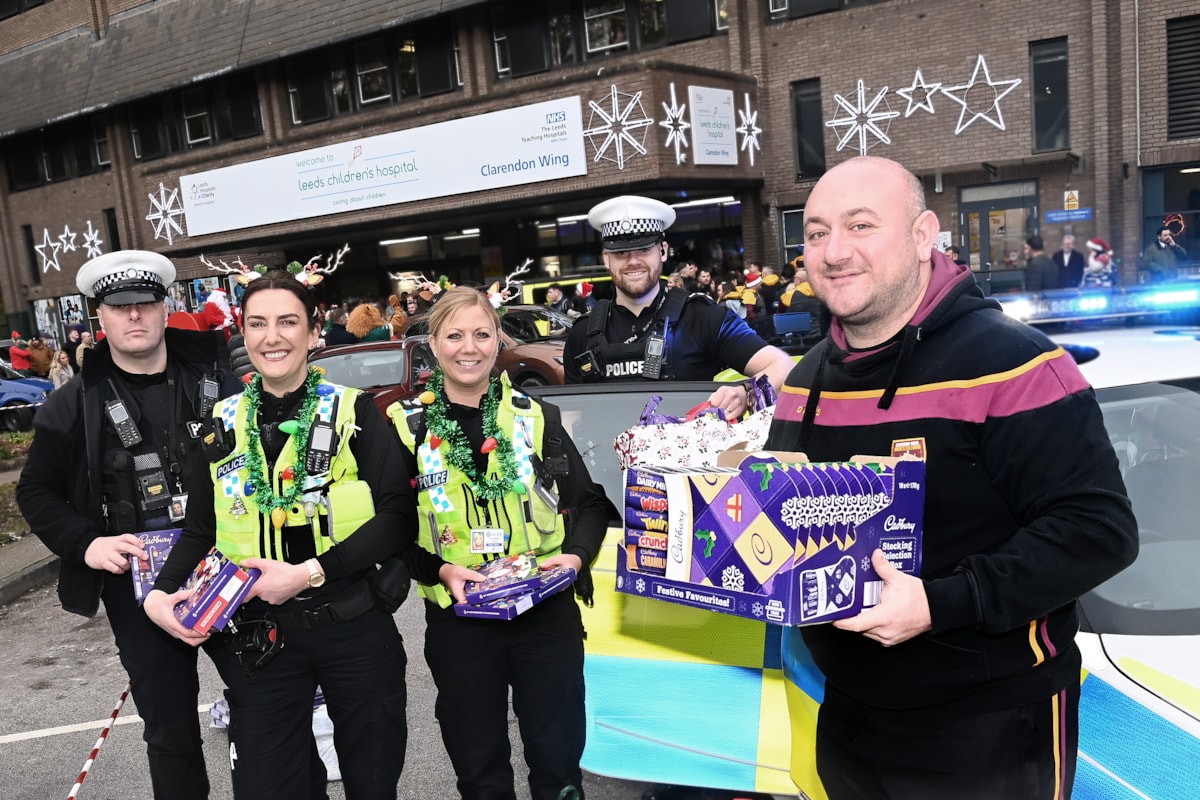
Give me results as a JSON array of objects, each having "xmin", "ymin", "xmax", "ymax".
[
  {"xmin": 7, "ymin": 327, "xmax": 95, "ymax": 382},
  {"xmin": 11, "ymin": 162, "xmax": 1142, "ymax": 800}
]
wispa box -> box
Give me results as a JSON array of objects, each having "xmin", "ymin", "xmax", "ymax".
[
  {"xmin": 130, "ymin": 528, "xmax": 182, "ymax": 604},
  {"xmin": 173, "ymin": 547, "xmax": 261, "ymax": 634},
  {"xmin": 455, "ymin": 566, "xmax": 577, "ymax": 620},
  {"xmin": 616, "ymin": 449, "xmax": 924, "ymax": 626}
]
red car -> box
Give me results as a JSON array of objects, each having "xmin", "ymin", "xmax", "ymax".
[{"xmin": 308, "ymin": 333, "xmax": 564, "ymax": 415}]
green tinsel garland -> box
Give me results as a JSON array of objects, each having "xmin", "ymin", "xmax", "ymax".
[
  {"xmin": 241, "ymin": 367, "xmax": 323, "ymax": 517},
  {"xmin": 424, "ymin": 368, "xmax": 519, "ymax": 501}
]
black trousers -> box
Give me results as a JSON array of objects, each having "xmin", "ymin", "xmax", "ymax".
[
  {"xmin": 209, "ymin": 603, "xmax": 408, "ymax": 800},
  {"xmin": 816, "ymin": 679, "xmax": 1080, "ymax": 800},
  {"xmin": 102, "ymin": 570, "xmax": 210, "ymax": 800},
  {"xmin": 423, "ymin": 589, "xmax": 586, "ymax": 800}
]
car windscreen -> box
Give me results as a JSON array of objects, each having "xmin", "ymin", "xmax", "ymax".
[
  {"xmin": 313, "ymin": 348, "xmax": 407, "ymax": 390},
  {"xmin": 500, "ymin": 309, "xmax": 571, "ymax": 343},
  {"xmin": 527, "ymin": 384, "xmax": 717, "ymax": 501},
  {"xmin": 1081, "ymin": 377, "xmax": 1200, "ymax": 635}
]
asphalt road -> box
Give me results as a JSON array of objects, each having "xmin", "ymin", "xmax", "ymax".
[{"xmin": 0, "ymin": 581, "xmax": 658, "ymax": 800}]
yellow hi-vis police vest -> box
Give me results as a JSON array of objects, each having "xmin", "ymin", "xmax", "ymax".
[
  {"xmin": 388, "ymin": 374, "xmax": 567, "ymax": 608},
  {"xmin": 210, "ymin": 382, "xmax": 375, "ymax": 566}
]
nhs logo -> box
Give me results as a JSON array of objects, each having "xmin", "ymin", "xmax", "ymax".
[{"xmin": 546, "ymin": 111, "xmax": 567, "ymax": 124}]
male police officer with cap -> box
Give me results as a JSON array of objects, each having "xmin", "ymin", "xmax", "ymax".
[
  {"xmin": 18, "ymin": 250, "xmax": 240, "ymax": 800},
  {"xmin": 564, "ymin": 195, "xmax": 793, "ymax": 418}
]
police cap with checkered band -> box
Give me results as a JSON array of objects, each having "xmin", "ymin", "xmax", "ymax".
[
  {"xmin": 76, "ymin": 250, "xmax": 175, "ymax": 306},
  {"xmin": 588, "ymin": 195, "xmax": 677, "ymax": 253}
]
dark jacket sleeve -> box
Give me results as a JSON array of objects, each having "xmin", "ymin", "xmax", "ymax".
[
  {"xmin": 924, "ymin": 384, "xmax": 1139, "ymax": 634},
  {"xmin": 562, "ymin": 322, "xmax": 588, "ymax": 384},
  {"xmin": 16, "ymin": 383, "xmax": 103, "ymax": 563},
  {"xmin": 314, "ymin": 395, "xmax": 420, "ymax": 580},
  {"xmin": 547, "ymin": 413, "xmax": 610, "ymax": 567}
]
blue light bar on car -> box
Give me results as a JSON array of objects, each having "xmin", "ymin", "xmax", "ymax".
[{"xmin": 996, "ymin": 280, "xmax": 1200, "ymax": 324}]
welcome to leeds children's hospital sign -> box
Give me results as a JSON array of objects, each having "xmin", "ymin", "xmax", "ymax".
[{"xmin": 180, "ymin": 96, "xmax": 587, "ymax": 237}]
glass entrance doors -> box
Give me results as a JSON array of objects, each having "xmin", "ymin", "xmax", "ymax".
[{"xmin": 959, "ymin": 180, "xmax": 1039, "ymax": 295}]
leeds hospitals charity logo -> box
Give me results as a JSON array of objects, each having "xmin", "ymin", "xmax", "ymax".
[{"xmin": 348, "ymin": 145, "xmax": 363, "ymax": 167}]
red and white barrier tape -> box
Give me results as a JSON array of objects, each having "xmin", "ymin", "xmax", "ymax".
[{"xmin": 66, "ymin": 681, "xmax": 130, "ymax": 800}]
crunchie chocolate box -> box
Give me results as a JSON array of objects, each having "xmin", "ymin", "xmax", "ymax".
[{"xmin": 616, "ymin": 449, "xmax": 924, "ymax": 626}]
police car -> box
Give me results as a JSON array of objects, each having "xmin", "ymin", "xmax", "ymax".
[{"xmin": 524, "ymin": 284, "xmax": 1200, "ymax": 799}]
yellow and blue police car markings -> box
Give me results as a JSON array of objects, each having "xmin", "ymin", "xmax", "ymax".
[{"xmin": 1075, "ymin": 674, "xmax": 1200, "ymax": 799}]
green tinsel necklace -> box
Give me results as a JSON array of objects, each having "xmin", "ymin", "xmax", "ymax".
[
  {"xmin": 423, "ymin": 368, "xmax": 522, "ymax": 501},
  {"xmin": 242, "ymin": 367, "xmax": 323, "ymax": 525}
]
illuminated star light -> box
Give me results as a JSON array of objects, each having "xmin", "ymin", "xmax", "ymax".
[
  {"xmin": 82, "ymin": 220, "xmax": 105, "ymax": 258},
  {"xmin": 895, "ymin": 68, "xmax": 942, "ymax": 117},
  {"xmin": 940, "ymin": 54, "xmax": 1023, "ymax": 135},
  {"xmin": 584, "ymin": 84, "xmax": 655, "ymax": 170},
  {"xmin": 58, "ymin": 224, "xmax": 79, "ymax": 253},
  {"xmin": 35, "ymin": 228, "xmax": 63, "ymax": 273},
  {"xmin": 736, "ymin": 92, "xmax": 763, "ymax": 167},
  {"xmin": 146, "ymin": 182, "xmax": 186, "ymax": 245},
  {"xmin": 824, "ymin": 80, "xmax": 900, "ymax": 156},
  {"xmin": 659, "ymin": 82, "xmax": 691, "ymax": 165}
]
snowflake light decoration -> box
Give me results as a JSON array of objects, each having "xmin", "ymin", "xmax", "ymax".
[
  {"xmin": 736, "ymin": 92, "xmax": 762, "ymax": 167},
  {"xmin": 825, "ymin": 80, "xmax": 900, "ymax": 156},
  {"xmin": 146, "ymin": 182, "xmax": 186, "ymax": 245},
  {"xmin": 58, "ymin": 224, "xmax": 79, "ymax": 253},
  {"xmin": 584, "ymin": 85, "xmax": 654, "ymax": 170},
  {"xmin": 940, "ymin": 54, "xmax": 1022, "ymax": 135},
  {"xmin": 895, "ymin": 68, "xmax": 942, "ymax": 118},
  {"xmin": 82, "ymin": 219, "xmax": 105, "ymax": 258},
  {"xmin": 35, "ymin": 228, "xmax": 62, "ymax": 273},
  {"xmin": 659, "ymin": 82, "xmax": 691, "ymax": 165},
  {"xmin": 721, "ymin": 564, "xmax": 745, "ymax": 593}
]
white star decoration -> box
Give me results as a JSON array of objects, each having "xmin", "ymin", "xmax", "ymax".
[
  {"xmin": 940, "ymin": 54, "xmax": 1022, "ymax": 135},
  {"xmin": 58, "ymin": 224, "xmax": 79, "ymax": 253},
  {"xmin": 736, "ymin": 92, "xmax": 762, "ymax": 167},
  {"xmin": 146, "ymin": 182, "xmax": 186, "ymax": 245},
  {"xmin": 584, "ymin": 85, "xmax": 655, "ymax": 170},
  {"xmin": 35, "ymin": 228, "xmax": 62, "ymax": 272},
  {"xmin": 659, "ymin": 82, "xmax": 691, "ymax": 165},
  {"xmin": 82, "ymin": 219, "xmax": 105, "ymax": 258},
  {"xmin": 895, "ymin": 68, "xmax": 942, "ymax": 117},
  {"xmin": 824, "ymin": 80, "xmax": 900, "ymax": 156}
]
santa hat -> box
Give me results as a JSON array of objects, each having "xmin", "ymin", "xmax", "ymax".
[
  {"xmin": 10, "ymin": 331, "xmax": 20, "ymax": 339},
  {"xmin": 1096, "ymin": 253, "xmax": 1112, "ymax": 265},
  {"xmin": 1086, "ymin": 237, "xmax": 1111, "ymax": 253},
  {"xmin": 745, "ymin": 274, "xmax": 763, "ymax": 290},
  {"xmin": 577, "ymin": 281, "xmax": 593, "ymax": 299}
]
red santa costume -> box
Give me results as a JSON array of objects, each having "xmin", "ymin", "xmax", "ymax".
[{"xmin": 202, "ymin": 286, "xmax": 236, "ymax": 334}]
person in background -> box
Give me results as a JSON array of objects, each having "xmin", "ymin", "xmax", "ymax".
[
  {"xmin": 757, "ymin": 264, "xmax": 786, "ymax": 316},
  {"xmin": 1142, "ymin": 225, "xmax": 1187, "ymax": 283},
  {"xmin": 49, "ymin": 349, "xmax": 74, "ymax": 389},
  {"xmin": 323, "ymin": 306, "xmax": 357, "ymax": 346},
  {"xmin": 75, "ymin": 330, "xmax": 95, "ymax": 369},
  {"xmin": 1083, "ymin": 237, "xmax": 1117, "ymax": 287},
  {"xmin": 767, "ymin": 155, "xmax": 1137, "ymax": 800},
  {"xmin": 389, "ymin": 286, "xmax": 608, "ymax": 800},
  {"xmin": 63, "ymin": 328, "xmax": 83, "ymax": 370},
  {"xmin": 17, "ymin": 250, "xmax": 239, "ymax": 800},
  {"xmin": 9, "ymin": 332, "xmax": 32, "ymax": 375},
  {"xmin": 144, "ymin": 270, "xmax": 416, "ymax": 800},
  {"xmin": 1024, "ymin": 235, "xmax": 1058, "ymax": 292},
  {"xmin": 563, "ymin": 195, "xmax": 792, "ymax": 418},
  {"xmin": 346, "ymin": 302, "xmax": 392, "ymax": 342},
  {"xmin": 694, "ymin": 267, "xmax": 716, "ymax": 298},
  {"xmin": 1053, "ymin": 234, "xmax": 1086, "ymax": 288},
  {"xmin": 545, "ymin": 283, "xmax": 574, "ymax": 315},
  {"xmin": 943, "ymin": 245, "xmax": 968, "ymax": 266}
]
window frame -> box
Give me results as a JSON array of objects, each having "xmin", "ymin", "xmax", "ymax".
[{"xmin": 1029, "ymin": 37, "xmax": 1071, "ymax": 153}]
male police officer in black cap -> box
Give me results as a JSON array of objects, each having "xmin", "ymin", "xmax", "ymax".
[
  {"xmin": 18, "ymin": 250, "xmax": 240, "ymax": 799},
  {"xmin": 564, "ymin": 195, "xmax": 793, "ymax": 418}
]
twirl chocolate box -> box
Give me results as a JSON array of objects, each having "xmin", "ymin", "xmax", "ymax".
[{"xmin": 617, "ymin": 449, "xmax": 924, "ymax": 626}]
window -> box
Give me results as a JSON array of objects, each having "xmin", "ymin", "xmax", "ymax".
[
  {"xmin": 768, "ymin": 0, "xmax": 840, "ymax": 19},
  {"xmin": 131, "ymin": 74, "xmax": 261, "ymax": 160},
  {"xmin": 640, "ymin": 0, "xmax": 667, "ymax": 47},
  {"xmin": 103, "ymin": 208, "xmax": 121, "ymax": 253},
  {"xmin": 791, "ymin": 78, "xmax": 826, "ymax": 181},
  {"xmin": 1167, "ymin": 15, "xmax": 1200, "ymax": 141},
  {"xmin": 549, "ymin": 0, "xmax": 577, "ymax": 65},
  {"xmin": 1030, "ymin": 38, "xmax": 1070, "ymax": 152},
  {"xmin": 0, "ymin": 0, "xmax": 44, "ymax": 21},
  {"xmin": 397, "ymin": 39, "xmax": 419, "ymax": 98},
  {"xmin": 493, "ymin": 7, "xmax": 512, "ymax": 76},
  {"xmin": 4, "ymin": 118, "xmax": 110, "ymax": 191},
  {"xmin": 22, "ymin": 225, "xmax": 40, "ymax": 287},
  {"xmin": 355, "ymin": 39, "xmax": 393, "ymax": 105},
  {"xmin": 715, "ymin": 0, "xmax": 729, "ymax": 30},
  {"xmin": 782, "ymin": 209, "xmax": 805, "ymax": 261},
  {"xmin": 585, "ymin": 0, "xmax": 629, "ymax": 54}
]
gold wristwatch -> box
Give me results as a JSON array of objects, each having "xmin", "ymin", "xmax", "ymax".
[{"xmin": 306, "ymin": 558, "xmax": 326, "ymax": 588}]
